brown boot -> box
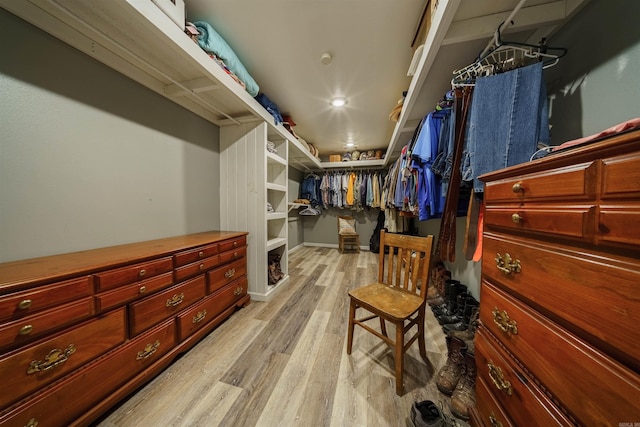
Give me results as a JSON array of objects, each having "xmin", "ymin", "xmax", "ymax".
[
  {"xmin": 427, "ymin": 263, "xmax": 450, "ymax": 306},
  {"xmin": 451, "ymin": 350, "xmax": 477, "ymax": 420},
  {"xmin": 435, "ymin": 336, "xmax": 467, "ymax": 395}
]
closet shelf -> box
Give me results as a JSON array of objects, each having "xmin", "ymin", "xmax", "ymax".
[
  {"xmin": 266, "ymin": 183, "xmax": 286, "ymax": 192},
  {"xmin": 288, "ymin": 202, "xmax": 309, "ymax": 212},
  {"xmin": 320, "ymin": 159, "xmax": 385, "ymax": 169},
  {"xmin": 266, "ymin": 151, "xmax": 287, "ymax": 166},
  {"xmin": 0, "ymin": 0, "xmax": 320, "ymax": 171},
  {"xmin": 266, "ymin": 237, "xmax": 287, "ymax": 252},
  {"xmin": 267, "ymin": 212, "xmax": 287, "ymax": 221}
]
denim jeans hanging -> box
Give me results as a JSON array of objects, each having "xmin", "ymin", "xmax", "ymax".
[{"xmin": 462, "ymin": 62, "xmax": 550, "ymax": 192}]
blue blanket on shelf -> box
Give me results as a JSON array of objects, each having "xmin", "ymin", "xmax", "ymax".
[{"xmin": 193, "ymin": 20, "xmax": 259, "ymax": 97}]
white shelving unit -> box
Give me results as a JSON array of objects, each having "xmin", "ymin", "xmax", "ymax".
[{"xmin": 220, "ymin": 122, "xmax": 290, "ymax": 301}]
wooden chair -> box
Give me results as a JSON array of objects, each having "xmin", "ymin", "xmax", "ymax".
[
  {"xmin": 346, "ymin": 230, "xmax": 434, "ymax": 395},
  {"xmin": 337, "ymin": 215, "xmax": 360, "ymax": 253}
]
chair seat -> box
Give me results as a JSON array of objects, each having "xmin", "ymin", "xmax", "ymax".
[
  {"xmin": 339, "ymin": 231, "xmax": 359, "ymax": 236},
  {"xmin": 348, "ymin": 282, "xmax": 423, "ymax": 321}
]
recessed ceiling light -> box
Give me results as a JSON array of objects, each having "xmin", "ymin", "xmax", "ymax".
[
  {"xmin": 331, "ymin": 97, "xmax": 347, "ymax": 107},
  {"xmin": 345, "ymin": 142, "xmax": 355, "ymax": 148}
]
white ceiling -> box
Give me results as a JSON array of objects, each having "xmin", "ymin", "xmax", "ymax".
[{"xmin": 186, "ymin": 0, "xmax": 588, "ymax": 159}]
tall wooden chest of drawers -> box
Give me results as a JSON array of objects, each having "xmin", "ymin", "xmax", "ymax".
[
  {"xmin": 0, "ymin": 231, "xmax": 249, "ymax": 426},
  {"xmin": 470, "ymin": 130, "xmax": 640, "ymax": 426}
]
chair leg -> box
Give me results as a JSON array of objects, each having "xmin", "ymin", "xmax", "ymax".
[
  {"xmin": 395, "ymin": 320, "xmax": 404, "ymax": 395},
  {"xmin": 418, "ymin": 308, "xmax": 427, "ymax": 359},
  {"xmin": 380, "ymin": 317, "xmax": 388, "ymax": 338},
  {"xmin": 346, "ymin": 299, "xmax": 356, "ymax": 355}
]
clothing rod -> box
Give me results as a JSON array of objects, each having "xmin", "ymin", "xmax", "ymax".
[{"xmin": 479, "ymin": 0, "xmax": 528, "ymax": 59}]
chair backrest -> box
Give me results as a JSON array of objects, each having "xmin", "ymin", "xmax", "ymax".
[
  {"xmin": 338, "ymin": 216, "xmax": 357, "ymax": 234},
  {"xmin": 377, "ymin": 230, "xmax": 434, "ymax": 298}
]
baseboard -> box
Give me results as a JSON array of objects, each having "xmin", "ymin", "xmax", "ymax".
[{"xmin": 303, "ymin": 242, "xmax": 369, "ymax": 251}]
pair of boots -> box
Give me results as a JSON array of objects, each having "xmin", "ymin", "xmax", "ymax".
[
  {"xmin": 427, "ymin": 261, "xmax": 450, "ymax": 306},
  {"xmin": 435, "ymin": 336, "xmax": 477, "ymax": 421}
]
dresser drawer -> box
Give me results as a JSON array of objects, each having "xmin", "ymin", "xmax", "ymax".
[
  {"xmin": 219, "ymin": 236, "xmax": 246, "ymax": 253},
  {"xmin": 173, "ymin": 243, "xmax": 220, "ymax": 268},
  {"xmin": 475, "ymin": 327, "xmax": 574, "ymax": 427},
  {"xmin": 129, "ymin": 275, "xmax": 206, "ymax": 336},
  {"xmin": 0, "ymin": 298, "xmax": 93, "ymax": 351},
  {"xmin": 480, "ymin": 281, "xmax": 640, "ymax": 425},
  {"xmin": 601, "ymin": 151, "xmax": 640, "ymax": 199},
  {"xmin": 95, "ymin": 272, "xmax": 173, "ymax": 312},
  {"xmin": 484, "ymin": 161, "xmax": 597, "ymax": 203},
  {"xmin": 174, "ymin": 255, "xmax": 221, "ymax": 283},
  {"xmin": 0, "ymin": 308, "xmax": 126, "ymax": 409},
  {"xmin": 0, "ymin": 276, "xmax": 91, "ymax": 323},
  {"xmin": 177, "ymin": 276, "xmax": 247, "ymax": 341},
  {"xmin": 0, "ymin": 319, "xmax": 176, "ymax": 427},
  {"xmin": 482, "ymin": 232, "xmax": 640, "ymax": 369},
  {"xmin": 94, "ymin": 257, "xmax": 173, "ymax": 291},
  {"xmin": 598, "ymin": 204, "xmax": 640, "ymax": 248},
  {"xmin": 219, "ymin": 246, "xmax": 246, "ymax": 266},
  {"xmin": 484, "ymin": 205, "xmax": 595, "ymax": 241},
  {"xmin": 473, "ymin": 375, "xmax": 514, "ymax": 427},
  {"xmin": 207, "ymin": 258, "xmax": 246, "ymax": 294}
]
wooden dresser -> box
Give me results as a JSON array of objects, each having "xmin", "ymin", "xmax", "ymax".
[
  {"xmin": 0, "ymin": 231, "xmax": 249, "ymax": 426},
  {"xmin": 469, "ymin": 130, "xmax": 640, "ymax": 426}
]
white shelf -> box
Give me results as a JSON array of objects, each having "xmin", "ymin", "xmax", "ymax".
[
  {"xmin": 320, "ymin": 159, "xmax": 385, "ymax": 169},
  {"xmin": 267, "ymin": 212, "xmax": 287, "ymax": 220},
  {"xmin": 266, "ymin": 151, "xmax": 287, "ymax": 166},
  {"xmin": 0, "ymin": 0, "xmax": 319, "ymax": 171},
  {"xmin": 288, "ymin": 202, "xmax": 310, "ymax": 212},
  {"xmin": 266, "ymin": 237, "xmax": 287, "ymax": 252},
  {"xmin": 266, "ymin": 182, "xmax": 286, "ymax": 192}
]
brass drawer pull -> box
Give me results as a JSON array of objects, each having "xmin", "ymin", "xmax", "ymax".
[
  {"xmin": 192, "ymin": 309, "xmax": 207, "ymax": 324},
  {"xmin": 489, "ymin": 413, "xmax": 503, "ymax": 427},
  {"xmin": 511, "ymin": 182, "xmax": 523, "ymax": 193},
  {"xmin": 511, "ymin": 213, "xmax": 522, "ymax": 223},
  {"xmin": 233, "ymin": 287, "xmax": 243, "ymax": 296},
  {"xmin": 19, "ymin": 324, "xmax": 33, "ymax": 335},
  {"xmin": 139, "ymin": 269, "xmax": 146, "ymax": 277},
  {"xmin": 166, "ymin": 293, "xmax": 185, "ymax": 307},
  {"xmin": 198, "ymin": 251, "xmax": 204, "ymax": 258},
  {"xmin": 136, "ymin": 340, "xmax": 160, "ymax": 360},
  {"xmin": 139, "ymin": 286, "xmax": 147, "ymax": 294},
  {"xmin": 488, "ymin": 360, "xmax": 512, "ymax": 395},
  {"xmin": 224, "ymin": 268, "xmax": 236, "ymax": 279},
  {"xmin": 233, "ymin": 252, "xmax": 239, "ymax": 257},
  {"xmin": 495, "ymin": 253, "xmax": 521, "ymax": 275},
  {"xmin": 25, "ymin": 418, "xmax": 38, "ymax": 427},
  {"xmin": 199, "ymin": 263, "xmax": 205, "ymax": 270},
  {"xmin": 27, "ymin": 344, "xmax": 76, "ymax": 374},
  {"xmin": 492, "ymin": 307, "xmax": 518, "ymax": 335},
  {"xmin": 18, "ymin": 299, "xmax": 32, "ymax": 310},
  {"xmin": 233, "ymin": 241, "xmax": 238, "ymax": 247}
]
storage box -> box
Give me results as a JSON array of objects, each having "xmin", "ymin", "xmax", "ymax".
[
  {"xmin": 151, "ymin": 0, "xmax": 186, "ymax": 30},
  {"xmin": 411, "ymin": 0, "xmax": 437, "ymax": 53},
  {"xmin": 329, "ymin": 155, "xmax": 342, "ymax": 162}
]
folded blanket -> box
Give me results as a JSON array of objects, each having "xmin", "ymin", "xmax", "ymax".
[{"xmin": 193, "ymin": 20, "xmax": 259, "ymax": 97}]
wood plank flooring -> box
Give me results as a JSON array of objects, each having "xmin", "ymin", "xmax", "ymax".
[{"xmin": 95, "ymin": 247, "xmax": 454, "ymax": 427}]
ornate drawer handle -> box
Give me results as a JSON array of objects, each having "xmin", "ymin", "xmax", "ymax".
[
  {"xmin": 511, "ymin": 182, "xmax": 523, "ymax": 193},
  {"xmin": 495, "ymin": 253, "xmax": 521, "ymax": 275},
  {"xmin": 139, "ymin": 286, "xmax": 147, "ymax": 294},
  {"xmin": 166, "ymin": 293, "xmax": 185, "ymax": 307},
  {"xmin": 136, "ymin": 340, "xmax": 160, "ymax": 360},
  {"xmin": 192, "ymin": 309, "xmax": 207, "ymax": 324},
  {"xmin": 27, "ymin": 344, "xmax": 76, "ymax": 374},
  {"xmin": 488, "ymin": 360, "xmax": 512, "ymax": 395},
  {"xmin": 18, "ymin": 299, "xmax": 32, "ymax": 310},
  {"xmin": 139, "ymin": 269, "xmax": 146, "ymax": 277},
  {"xmin": 224, "ymin": 268, "xmax": 236, "ymax": 279},
  {"xmin": 492, "ymin": 307, "xmax": 518, "ymax": 335},
  {"xmin": 511, "ymin": 213, "xmax": 522, "ymax": 223},
  {"xmin": 489, "ymin": 413, "xmax": 503, "ymax": 427},
  {"xmin": 25, "ymin": 418, "xmax": 38, "ymax": 427},
  {"xmin": 233, "ymin": 287, "xmax": 243, "ymax": 296},
  {"xmin": 19, "ymin": 324, "xmax": 33, "ymax": 335}
]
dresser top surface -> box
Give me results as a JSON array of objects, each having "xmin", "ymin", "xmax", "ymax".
[{"xmin": 0, "ymin": 231, "xmax": 248, "ymax": 292}]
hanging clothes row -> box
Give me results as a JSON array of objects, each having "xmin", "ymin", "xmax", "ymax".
[{"xmin": 315, "ymin": 170, "xmax": 385, "ymax": 211}]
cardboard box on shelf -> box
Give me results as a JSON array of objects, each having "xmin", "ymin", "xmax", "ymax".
[
  {"xmin": 152, "ymin": 0, "xmax": 186, "ymax": 30},
  {"xmin": 329, "ymin": 155, "xmax": 342, "ymax": 162}
]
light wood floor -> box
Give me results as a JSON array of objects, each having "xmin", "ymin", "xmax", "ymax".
[{"xmin": 95, "ymin": 246, "xmax": 452, "ymax": 427}]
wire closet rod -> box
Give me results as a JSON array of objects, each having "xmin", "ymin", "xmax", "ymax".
[{"xmin": 479, "ymin": 0, "xmax": 528, "ymax": 58}]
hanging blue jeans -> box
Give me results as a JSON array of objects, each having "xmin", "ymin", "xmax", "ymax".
[{"xmin": 462, "ymin": 62, "xmax": 550, "ymax": 192}]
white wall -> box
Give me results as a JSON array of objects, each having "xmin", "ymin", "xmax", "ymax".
[{"xmin": 0, "ymin": 10, "xmax": 220, "ymax": 262}]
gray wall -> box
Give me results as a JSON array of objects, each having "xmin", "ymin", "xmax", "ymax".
[
  {"xmin": 546, "ymin": 0, "xmax": 640, "ymax": 143},
  {"xmin": 0, "ymin": 10, "xmax": 221, "ymax": 262},
  {"xmin": 302, "ymin": 208, "xmax": 379, "ymax": 248}
]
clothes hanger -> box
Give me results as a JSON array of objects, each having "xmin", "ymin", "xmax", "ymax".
[{"xmin": 451, "ymin": 21, "xmax": 567, "ymax": 87}]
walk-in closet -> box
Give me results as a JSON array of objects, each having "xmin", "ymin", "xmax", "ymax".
[{"xmin": 1, "ymin": 0, "xmax": 639, "ymax": 426}]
